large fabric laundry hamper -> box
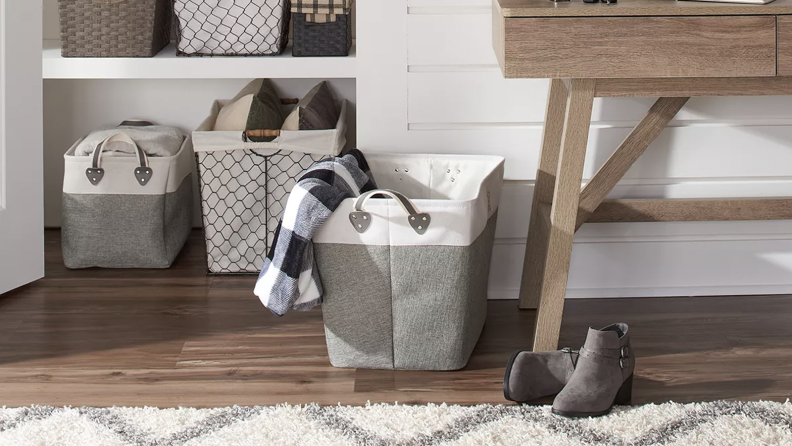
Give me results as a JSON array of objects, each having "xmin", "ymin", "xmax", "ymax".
[
  {"xmin": 62, "ymin": 133, "xmax": 194, "ymax": 269},
  {"xmin": 313, "ymin": 153, "xmax": 505, "ymax": 370}
]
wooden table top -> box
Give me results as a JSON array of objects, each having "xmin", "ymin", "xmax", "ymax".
[{"xmin": 499, "ymin": 0, "xmax": 792, "ymax": 17}]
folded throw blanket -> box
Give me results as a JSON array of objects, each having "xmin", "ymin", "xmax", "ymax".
[
  {"xmin": 254, "ymin": 149, "xmax": 377, "ymax": 316},
  {"xmin": 76, "ymin": 124, "xmax": 184, "ymax": 157}
]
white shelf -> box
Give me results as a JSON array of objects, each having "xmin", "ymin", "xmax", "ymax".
[{"xmin": 43, "ymin": 40, "xmax": 357, "ymax": 79}]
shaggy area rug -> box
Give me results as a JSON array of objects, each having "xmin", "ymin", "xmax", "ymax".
[{"xmin": 1, "ymin": 401, "xmax": 790, "ymax": 445}]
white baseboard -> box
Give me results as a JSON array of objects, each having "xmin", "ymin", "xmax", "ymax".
[
  {"xmin": 487, "ymin": 238, "xmax": 792, "ymax": 300},
  {"xmin": 488, "ymin": 285, "xmax": 792, "ymax": 301}
]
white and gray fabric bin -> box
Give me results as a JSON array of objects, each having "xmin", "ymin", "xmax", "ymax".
[
  {"xmin": 62, "ymin": 133, "xmax": 194, "ymax": 269},
  {"xmin": 193, "ymin": 100, "xmax": 347, "ymax": 274},
  {"xmin": 313, "ymin": 153, "xmax": 505, "ymax": 370}
]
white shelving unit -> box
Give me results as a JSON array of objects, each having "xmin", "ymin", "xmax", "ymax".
[{"xmin": 43, "ymin": 40, "xmax": 357, "ymax": 79}]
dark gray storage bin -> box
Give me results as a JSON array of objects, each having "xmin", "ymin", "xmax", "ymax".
[
  {"xmin": 291, "ymin": 0, "xmax": 352, "ymax": 57},
  {"xmin": 58, "ymin": 0, "xmax": 172, "ymax": 58},
  {"xmin": 292, "ymin": 13, "xmax": 352, "ymax": 57}
]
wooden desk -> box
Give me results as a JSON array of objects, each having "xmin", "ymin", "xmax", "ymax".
[{"xmin": 494, "ymin": 0, "xmax": 792, "ymax": 351}]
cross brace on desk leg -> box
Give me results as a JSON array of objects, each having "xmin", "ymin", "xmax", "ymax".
[{"xmin": 523, "ymin": 79, "xmax": 690, "ymax": 352}]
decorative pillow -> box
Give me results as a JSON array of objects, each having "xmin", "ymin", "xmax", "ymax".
[
  {"xmin": 214, "ymin": 79, "xmax": 285, "ymax": 142},
  {"xmin": 282, "ymin": 81, "xmax": 340, "ymax": 131}
]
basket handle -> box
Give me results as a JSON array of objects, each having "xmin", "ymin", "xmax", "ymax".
[
  {"xmin": 245, "ymin": 129, "xmax": 281, "ymax": 139},
  {"xmin": 86, "ymin": 133, "xmax": 152, "ymax": 187},
  {"xmin": 349, "ymin": 189, "xmax": 431, "ymax": 235}
]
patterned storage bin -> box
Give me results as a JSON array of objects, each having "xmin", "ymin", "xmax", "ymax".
[
  {"xmin": 174, "ymin": 0, "xmax": 290, "ymax": 56},
  {"xmin": 292, "ymin": 0, "xmax": 353, "ymax": 57},
  {"xmin": 58, "ymin": 0, "xmax": 172, "ymax": 57}
]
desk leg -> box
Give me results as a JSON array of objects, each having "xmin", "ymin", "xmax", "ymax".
[
  {"xmin": 532, "ymin": 79, "xmax": 595, "ymax": 352},
  {"xmin": 519, "ymin": 79, "xmax": 569, "ymax": 310}
]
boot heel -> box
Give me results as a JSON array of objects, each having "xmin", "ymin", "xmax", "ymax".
[{"xmin": 614, "ymin": 374, "xmax": 633, "ymax": 405}]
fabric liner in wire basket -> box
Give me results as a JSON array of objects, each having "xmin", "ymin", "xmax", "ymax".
[
  {"xmin": 174, "ymin": 0, "xmax": 290, "ymax": 56},
  {"xmin": 193, "ymin": 100, "xmax": 347, "ymax": 274}
]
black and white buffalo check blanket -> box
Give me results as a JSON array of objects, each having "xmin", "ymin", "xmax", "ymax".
[{"xmin": 254, "ymin": 149, "xmax": 376, "ymax": 316}]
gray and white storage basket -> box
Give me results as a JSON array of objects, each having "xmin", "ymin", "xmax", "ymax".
[
  {"xmin": 194, "ymin": 100, "xmax": 347, "ymax": 274},
  {"xmin": 314, "ymin": 153, "xmax": 505, "ymax": 370},
  {"xmin": 174, "ymin": 0, "xmax": 290, "ymax": 56},
  {"xmin": 62, "ymin": 133, "xmax": 194, "ymax": 269}
]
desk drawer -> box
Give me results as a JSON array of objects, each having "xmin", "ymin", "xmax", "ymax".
[{"xmin": 500, "ymin": 16, "xmax": 776, "ymax": 79}]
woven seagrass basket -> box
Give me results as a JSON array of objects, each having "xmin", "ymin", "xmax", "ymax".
[{"xmin": 59, "ymin": 0, "xmax": 172, "ymax": 58}]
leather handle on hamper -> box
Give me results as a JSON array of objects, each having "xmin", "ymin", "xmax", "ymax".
[
  {"xmin": 350, "ymin": 189, "xmax": 431, "ymax": 235},
  {"xmin": 87, "ymin": 133, "xmax": 152, "ymax": 187},
  {"xmin": 245, "ymin": 129, "xmax": 282, "ymax": 139}
]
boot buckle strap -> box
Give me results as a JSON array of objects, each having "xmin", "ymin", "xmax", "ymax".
[{"xmin": 619, "ymin": 346, "xmax": 630, "ymax": 369}]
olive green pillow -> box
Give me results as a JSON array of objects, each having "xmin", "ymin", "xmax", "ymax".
[{"xmin": 214, "ymin": 79, "xmax": 285, "ymax": 143}]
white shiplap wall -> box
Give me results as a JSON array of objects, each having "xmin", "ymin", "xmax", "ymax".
[{"xmin": 357, "ymin": 0, "xmax": 792, "ymax": 299}]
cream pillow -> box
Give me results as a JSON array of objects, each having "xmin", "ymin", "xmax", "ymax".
[{"xmin": 214, "ymin": 94, "xmax": 255, "ymax": 131}]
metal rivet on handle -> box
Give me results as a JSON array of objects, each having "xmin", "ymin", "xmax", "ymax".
[
  {"xmin": 352, "ymin": 215, "xmax": 357, "ymax": 219},
  {"xmin": 447, "ymin": 169, "xmax": 451, "ymax": 173},
  {"xmin": 363, "ymin": 215, "xmax": 368, "ymax": 220},
  {"xmin": 404, "ymin": 169, "xmax": 409, "ymax": 173},
  {"xmin": 418, "ymin": 226, "xmax": 423, "ymax": 230},
  {"xmin": 423, "ymin": 217, "xmax": 427, "ymax": 221},
  {"xmin": 451, "ymin": 178, "xmax": 456, "ymax": 182},
  {"xmin": 358, "ymin": 224, "xmax": 362, "ymax": 228}
]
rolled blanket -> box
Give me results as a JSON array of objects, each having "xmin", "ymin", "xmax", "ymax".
[
  {"xmin": 76, "ymin": 123, "xmax": 184, "ymax": 157},
  {"xmin": 254, "ymin": 149, "xmax": 377, "ymax": 316}
]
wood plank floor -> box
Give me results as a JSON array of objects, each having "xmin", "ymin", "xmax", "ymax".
[{"xmin": 0, "ymin": 230, "xmax": 790, "ymax": 407}]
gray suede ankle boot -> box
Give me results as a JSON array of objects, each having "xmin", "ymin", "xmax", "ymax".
[
  {"xmin": 503, "ymin": 348, "xmax": 579, "ymax": 403},
  {"xmin": 552, "ymin": 323, "xmax": 634, "ymax": 418}
]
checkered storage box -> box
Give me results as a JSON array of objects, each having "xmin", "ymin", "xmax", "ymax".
[{"xmin": 193, "ymin": 99, "xmax": 347, "ymax": 274}]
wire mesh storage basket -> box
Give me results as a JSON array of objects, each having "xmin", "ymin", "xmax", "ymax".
[
  {"xmin": 193, "ymin": 99, "xmax": 347, "ymax": 274},
  {"xmin": 196, "ymin": 148, "xmax": 324, "ymax": 273},
  {"xmin": 174, "ymin": 0, "xmax": 291, "ymax": 56},
  {"xmin": 59, "ymin": 0, "xmax": 172, "ymax": 57}
]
